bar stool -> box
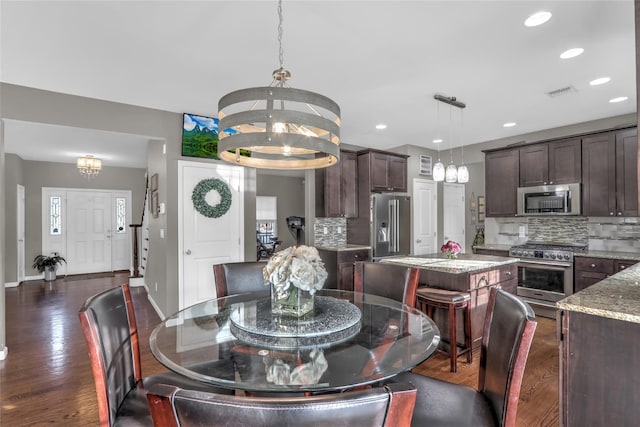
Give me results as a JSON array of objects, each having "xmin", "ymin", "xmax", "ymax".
[{"xmin": 416, "ymin": 287, "xmax": 472, "ymax": 373}]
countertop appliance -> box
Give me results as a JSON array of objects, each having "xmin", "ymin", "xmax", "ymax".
[
  {"xmin": 516, "ymin": 183, "xmax": 581, "ymax": 216},
  {"xmin": 370, "ymin": 194, "xmax": 410, "ymax": 260},
  {"xmin": 509, "ymin": 241, "xmax": 587, "ymax": 317}
]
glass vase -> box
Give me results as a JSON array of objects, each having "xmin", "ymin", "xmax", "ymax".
[
  {"xmin": 446, "ymin": 251, "xmax": 458, "ymax": 259},
  {"xmin": 271, "ymin": 282, "xmax": 315, "ymax": 318}
]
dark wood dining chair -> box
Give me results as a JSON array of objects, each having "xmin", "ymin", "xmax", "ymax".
[
  {"xmin": 213, "ymin": 261, "xmax": 267, "ymax": 298},
  {"xmin": 78, "ymin": 284, "xmax": 232, "ymax": 427},
  {"xmin": 392, "ymin": 287, "xmax": 537, "ymax": 427},
  {"xmin": 147, "ymin": 382, "xmax": 418, "ymax": 427},
  {"xmin": 353, "ymin": 261, "xmax": 420, "ymax": 307}
]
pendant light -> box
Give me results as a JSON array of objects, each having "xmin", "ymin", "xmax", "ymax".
[
  {"xmin": 457, "ymin": 108, "xmax": 469, "ymax": 183},
  {"xmin": 432, "ymin": 100, "xmax": 445, "ymax": 181},
  {"xmin": 217, "ymin": 0, "xmax": 340, "ymax": 170},
  {"xmin": 433, "ymin": 94, "xmax": 467, "ymax": 183},
  {"xmin": 445, "ymin": 104, "xmax": 458, "ymax": 182}
]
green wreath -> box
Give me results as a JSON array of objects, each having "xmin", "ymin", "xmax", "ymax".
[{"xmin": 192, "ymin": 178, "xmax": 232, "ymax": 218}]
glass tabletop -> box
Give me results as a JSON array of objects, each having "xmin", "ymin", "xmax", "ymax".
[{"xmin": 150, "ymin": 289, "xmax": 440, "ymax": 393}]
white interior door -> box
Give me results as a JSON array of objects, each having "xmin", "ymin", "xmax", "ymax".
[
  {"xmin": 412, "ymin": 179, "xmax": 437, "ymax": 255},
  {"xmin": 17, "ymin": 184, "xmax": 25, "ymax": 283},
  {"xmin": 443, "ymin": 183, "xmax": 466, "ymax": 252},
  {"xmin": 66, "ymin": 190, "xmax": 112, "ymax": 274},
  {"xmin": 179, "ymin": 161, "xmax": 244, "ymax": 310}
]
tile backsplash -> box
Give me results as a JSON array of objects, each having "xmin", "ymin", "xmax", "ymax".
[
  {"xmin": 314, "ymin": 217, "xmax": 347, "ymax": 247},
  {"xmin": 485, "ymin": 216, "xmax": 640, "ymax": 253}
]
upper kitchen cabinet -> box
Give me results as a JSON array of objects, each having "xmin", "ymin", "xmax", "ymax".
[
  {"xmin": 582, "ymin": 127, "xmax": 638, "ymax": 217},
  {"xmin": 485, "ymin": 149, "xmax": 519, "ymax": 217},
  {"xmin": 519, "ymin": 138, "xmax": 581, "ymax": 187},
  {"xmin": 358, "ymin": 149, "xmax": 408, "ymax": 193},
  {"xmin": 315, "ymin": 149, "xmax": 358, "ymax": 218}
]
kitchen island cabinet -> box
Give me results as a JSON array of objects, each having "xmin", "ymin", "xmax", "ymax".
[
  {"xmin": 381, "ymin": 254, "xmax": 518, "ymax": 349},
  {"xmin": 557, "ymin": 264, "xmax": 640, "ymax": 426}
]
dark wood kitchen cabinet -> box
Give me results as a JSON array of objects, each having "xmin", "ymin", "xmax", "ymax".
[
  {"xmin": 484, "ymin": 149, "xmax": 519, "ymax": 217},
  {"xmin": 574, "ymin": 256, "xmax": 638, "ymax": 292},
  {"xmin": 582, "ymin": 127, "xmax": 638, "ymax": 217},
  {"xmin": 559, "ymin": 309, "xmax": 640, "ymax": 426},
  {"xmin": 358, "ymin": 149, "xmax": 408, "ymax": 193},
  {"xmin": 318, "ymin": 248, "xmax": 370, "ymax": 291},
  {"xmin": 519, "ymin": 138, "xmax": 581, "ymax": 187},
  {"xmin": 315, "ymin": 149, "xmax": 358, "ymax": 218}
]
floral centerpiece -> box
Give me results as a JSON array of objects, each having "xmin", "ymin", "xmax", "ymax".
[
  {"xmin": 263, "ymin": 245, "xmax": 328, "ymax": 317},
  {"xmin": 441, "ymin": 240, "xmax": 462, "ymax": 259}
]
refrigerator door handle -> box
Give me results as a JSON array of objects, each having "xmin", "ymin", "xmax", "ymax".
[{"xmin": 389, "ymin": 199, "xmax": 399, "ymax": 253}]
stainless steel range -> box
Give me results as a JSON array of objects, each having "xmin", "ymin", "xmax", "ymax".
[{"xmin": 509, "ymin": 242, "xmax": 587, "ymax": 317}]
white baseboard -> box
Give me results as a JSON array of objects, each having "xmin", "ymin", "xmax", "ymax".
[
  {"xmin": 129, "ymin": 277, "xmax": 146, "ymax": 287},
  {"xmin": 147, "ymin": 293, "xmax": 166, "ymax": 320},
  {"xmin": 4, "ymin": 282, "xmax": 19, "ymax": 288},
  {"xmin": 0, "ymin": 346, "xmax": 8, "ymax": 360}
]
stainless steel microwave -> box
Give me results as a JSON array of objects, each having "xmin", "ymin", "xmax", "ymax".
[{"xmin": 516, "ymin": 183, "xmax": 581, "ymax": 216}]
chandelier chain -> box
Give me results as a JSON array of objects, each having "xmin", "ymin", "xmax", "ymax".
[
  {"xmin": 277, "ymin": 0, "xmax": 284, "ymax": 69},
  {"xmin": 460, "ymin": 108, "xmax": 465, "ymax": 163}
]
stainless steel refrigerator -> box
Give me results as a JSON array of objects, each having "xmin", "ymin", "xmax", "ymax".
[{"xmin": 370, "ymin": 194, "xmax": 411, "ymax": 259}]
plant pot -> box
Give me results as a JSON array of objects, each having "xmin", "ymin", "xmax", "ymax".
[{"xmin": 44, "ymin": 267, "xmax": 57, "ymax": 281}]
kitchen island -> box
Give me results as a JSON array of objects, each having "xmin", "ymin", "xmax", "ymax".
[
  {"xmin": 556, "ymin": 262, "xmax": 640, "ymax": 426},
  {"xmin": 381, "ymin": 253, "xmax": 518, "ymax": 349}
]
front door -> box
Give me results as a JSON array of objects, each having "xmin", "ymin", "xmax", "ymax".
[
  {"xmin": 179, "ymin": 161, "xmax": 244, "ymax": 310},
  {"xmin": 66, "ymin": 190, "xmax": 112, "ymax": 274},
  {"xmin": 412, "ymin": 179, "xmax": 437, "ymax": 255}
]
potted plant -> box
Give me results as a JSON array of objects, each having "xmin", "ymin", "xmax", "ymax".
[{"xmin": 32, "ymin": 252, "xmax": 66, "ymax": 281}]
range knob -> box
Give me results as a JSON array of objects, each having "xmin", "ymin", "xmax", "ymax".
[
  {"xmin": 551, "ymin": 253, "xmax": 557, "ymax": 260},
  {"xmin": 563, "ymin": 254, "xmax": 571, "ymax": 260}
]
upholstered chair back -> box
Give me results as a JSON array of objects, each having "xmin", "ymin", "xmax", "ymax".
[
  {"xmin": 214, "ymin": 261, "xmax": 266, "ymax": 298},
  {"xmin": 354, "ymin": 262, "xmax": 419, "ymax": 307}
]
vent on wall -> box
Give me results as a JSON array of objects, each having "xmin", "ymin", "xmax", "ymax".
[
  {"xmin": 546, "ymin": 85, "xmax": 577, "ymax": 98},
  {"xmin": 419, "ymin": 155, "xmax": 432, "ymax": 176}
]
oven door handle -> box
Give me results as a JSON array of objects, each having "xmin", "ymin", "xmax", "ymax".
[{"xmin": 516, "ymin": 259, "xmax": 572, "ymax": 268}]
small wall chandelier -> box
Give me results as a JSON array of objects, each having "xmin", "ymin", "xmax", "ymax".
[
  {"xmin": 218, "ymin": 0, "xmax": 341, "ymax": 170},
  {"xmin": 433, "ymin": 94, "xmax": 468, "ymax": 183},
  {"xmin": 77, "ymin": 154, "xmax": 102, "ymax": 178}
]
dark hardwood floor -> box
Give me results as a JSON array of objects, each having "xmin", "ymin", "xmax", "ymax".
[{"xmin": 0, "ymin": 273, "xmax": 559, "ymax": 426}]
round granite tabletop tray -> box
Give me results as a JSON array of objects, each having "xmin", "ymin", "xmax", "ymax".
[{"xmin": 229, "ymin": 296, "xmax": 362, "ymax": 349}]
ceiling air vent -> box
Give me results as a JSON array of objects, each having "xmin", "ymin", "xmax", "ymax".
[{"xmin": 546, "ymin": 85, "xmax": 577, "ymax": 98}]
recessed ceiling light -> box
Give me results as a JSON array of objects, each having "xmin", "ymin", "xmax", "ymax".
[
  {"xmin": 609, "ymin": 96, "xmax": 628, "ymax": 103},
  {"xmin": 432, "ymin": 138, "xmax": 443, "ymax": 144},
  {"xmin": 503, "ymin": 122, "xmax": 517, "ymax": 128},
  {"xmin": 560, "ymin": 48, "xmax": 584, "ymax": 59},
  {"xmin": 590, "ymin": 77, "xmax": 611, "ymax": 86},
  {"xmin": 375, "ymin": 124, "xmax": 387, "ymax": 130},
  {"xmin": 524, "ymin": 11, "xmax": 552, "ymax": 27}
]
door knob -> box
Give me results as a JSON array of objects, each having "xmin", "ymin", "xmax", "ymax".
[
  {"xmin": 416, "ymin": 239, "xmax": 422, "ymax": 243},
  {"xmin": 185, "ymin": 249, "xmax": 192, "ymax": 255}
]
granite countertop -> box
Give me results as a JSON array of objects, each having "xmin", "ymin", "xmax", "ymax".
[
  {"xmin": 574, "ymin": 250, "xmax": 640, "ymax": 262},
  {"xmin": 380, "ymin": 253, "xmax": 518, "ymax": 274},
  {"xmin": 557, "ymin": 263, "xmax": 640, "ymax": 324},
  {"xmin": 315, "ymin": 244, "xmax": 372, "ymax": 252}
]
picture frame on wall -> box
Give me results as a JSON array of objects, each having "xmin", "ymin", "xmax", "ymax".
[
  {"xmin": 151, "ymin": 191, "xmax": 159, "ymax": 218},
  {"xmin": 478, "ymin": 196, "xmax": 486, "ymax": 222},
  {"xmin": 150, "ymin": 173, "xmax": 158, "ymax": 192}
]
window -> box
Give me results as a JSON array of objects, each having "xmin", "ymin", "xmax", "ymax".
[
  {"xmin": 50, "ymin": 196, "xmax": 61, "ymax": 235},
  {"xmin": 115, "ymin": 197, "xmax": 126, "ymax": 233}
]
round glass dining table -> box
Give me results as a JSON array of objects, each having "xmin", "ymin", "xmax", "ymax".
[{"xmin": 150, "ymin": 289, "xmax": 440, "ymax": 393}]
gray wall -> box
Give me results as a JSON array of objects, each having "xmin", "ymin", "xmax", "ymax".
[
  {"xmin": 257, "ymin": 173, "xmax": 306, "ymax": 249},
  {"xmin": 4, "ymin": 154, "xmax": 24, "ymax": 282},
  {"xmin": 4, "ymin": 156, "xmax": 147, "ymax": 279}
]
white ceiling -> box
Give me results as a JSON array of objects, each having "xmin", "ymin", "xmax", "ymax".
[{"xmin": 1, "ymin": 1, "xmax": 636, "ymax": 169}]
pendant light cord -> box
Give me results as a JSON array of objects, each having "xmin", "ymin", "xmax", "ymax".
[
  {"xmin": 449, "ymin": 105, "xmax": 454, "ymax": 163},
  {"xmin": 460, "ymin": 108, "xmax": 464, "ymax": 164},
  {"xmin": 278, "ymin": 0, "xmax": 285, "ymax": 70}
]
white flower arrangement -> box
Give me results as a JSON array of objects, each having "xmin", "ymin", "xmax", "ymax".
[{"xmin": 263, "ymin": 245, "xmax": 328, "ymax": 299}]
